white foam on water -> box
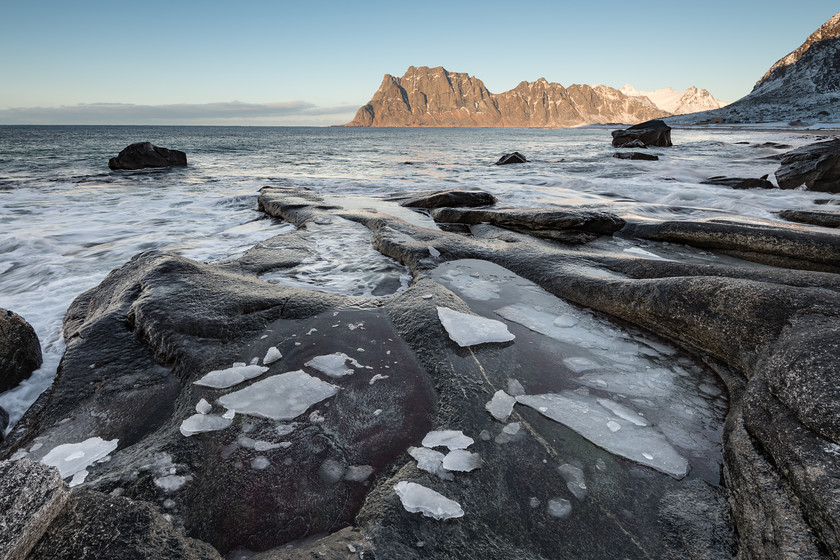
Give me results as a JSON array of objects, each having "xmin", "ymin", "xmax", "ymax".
[
  {"xmin": 217, "ymin": 370, "xmax": 339, "ymax": 421},
  {"xmin": 394, "ymin": 481, "xmax": 464, "ymax": 520}
]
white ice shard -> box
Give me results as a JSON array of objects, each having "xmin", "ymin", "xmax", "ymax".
[
  {"xmin": 195, "ymin": 398, "xmax": 212, "ymax": 415},
  {"xmin": 217, "ymin": 370, "xmax": 339, "ymax": 421},
  {"xmin": 305, "ymin": 352, "xmax": 362, "ymax": 378},
  {"xmin": 557, "ymin": 464, "xmax": 588, "ymax": 501},
  {"xmin": 263, "ymin": 346, "xmax": 282, "ymax": 365},
  {"xmin": 251, "ymin": 456, "xmax": 271, "ymax": 470},
  {"xmin": 393, "ymin": 481, "xmax": 464, "ymax": 520},
  {"xmin": 344, "ymin": 465, "xmax": 375, "ymax": 482},
  {"xmin": 547, "ymin": 498, "xmax": 573, "ymax": 519},
  {"xmin": 422, "ymin": 430, "xmax": 474, "ymax": 450},
  {"xmin": 194, "ymin": 364, "xmax": 269, "ymax": 389},
  {"xmin": 408, "ymin": 447, "xmax": 453, "ymax": 480},
  {"xmin": 437, "ymin": 306, "xmax": 515, "ymax": 347},
  {"xmin": 41, "ymin": 437, "xmax": 119, "ymax": 480},
  {"xmin": 154, "ymin": 474, "xmax": 189, "ymax": 492},
  {"xmin": 506, "ymin": 378, "xmax": 526, "ymax": 397},
  {"xmin": 180, "ymin": 413, "xmax": 233, "ymax": 437},
  {"xmin": 485, "ymin": 390, "xmax": 516, "ymax": 422},
  {"xmin": 442, "ymin": 449, "xmax": 483, "ymax": 472},
  {"xmin": 516, "ymin": 392, "xmax": 689, "ymax": 479}
]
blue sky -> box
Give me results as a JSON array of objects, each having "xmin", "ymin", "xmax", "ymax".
[{"xmin": 1, "ymin": 1, "xmax": 837, "ymax": 125}]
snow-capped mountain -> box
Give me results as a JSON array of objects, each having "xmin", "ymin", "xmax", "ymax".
[
  {"xmin": 619, "ymin": 85, "xmax": 728, "ymax": 115},
  {"xmin": 669, "ymin": 11, "xmax": 840, "ymax": 124}
]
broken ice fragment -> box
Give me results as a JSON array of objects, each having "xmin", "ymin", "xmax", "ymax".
[
  {"xmin": 217, "ymin": 370, "xmax": 339, "ymax": 421},
  {"xmin": 263, "ymin": 346, "xmax": 282, "ymax": 365},
  {"xmin": 41, "ymin": 437, "xmax": 119, "ymax": 480},
  {"xmin": 547, "ymin": 498, "xmax": 572, "ymax": 519},
  {"xmin": 516, "ymin": 392, "xmax": 689, "ymax": 479},
  {"xmin": 437, "ymin": 306, "xmax": 515, "ymax": 347},
  {"xmin": 319, "ymin": 459, "xmax": 346, "ymax": 484},
  {"xmin": 154, "ymin": 474, "xmax": 189, "ymax": 492},
  {"xmin": 506, "ymin": 378, "xmax": 526, "ymax": 397},
  {"xmin": 442, "ymin": 450, "xmax": 483, "ymax": 472},
  {"xmin": 369, "ymin": 374, "xmax": 389, "ymax": 385},
  {"xmin": 251, "ymin": 456, "xmax": 271, "ymax": 470},
  {"xmin": 428, "ymin": 246, "xmax": 441, "ymax": 258},
  {"xmin": 305, "ymin": 352, "xmax": 363, "ymax": 378},
  {"xmin": 394, "ymin": 481, "xmax": 464, "ymax": 520},
  {"xmin": 597, "ymin": 398, "xmax": 649, "ymax": 427},
  {"xmin": 408, "ymin": 447, "xmax": 452, "ymax": 480},
  {"xmin": 422, "ymin": 430, "xmax": 474, "ymax": 450},
  {"xmin": 485, "ymin": 390, "xmax": 516, "ymax": 422},
  {"xmin": 180, "ymin": 413, "xmax": 233, "ymax": 437},
  {"xmin": 494, "ymin": 422, "xmax": 522, "ymax": 444},
  {"xmin": 194, "ymin": 365, "xmax": 269, "ymax": 389},
  {"xmin": 344, "ymin": 465, "xmax": 375, "ymax": 482},
  {"xmin": 557, "ymin": 464, "xmax": 588, "ymax": 501},
  {"xmin": 195, "ymin": 399, "xmax": 212, "ymax": 415}
]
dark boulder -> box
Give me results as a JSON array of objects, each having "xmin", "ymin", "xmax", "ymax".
[
  {"xmin": 495, "ymin": 152, "xmax": 528, "ymax": 165},
  {"xmin": 611, "ymin": 119, "xmax": 672, "ymax": 148},
  {"xmin": 778, "ymin": 209, "xmax": 840, "ymax": 228},
  {"xmin": 392, "ymin": 189, "xmax": 498, "ymax": 209},
  {"xmin": 108, "ymin": 142, "xmax": 188, "ymax": 171},
  {"xmin": 613, "ymin": 152, "xmax": 659, "ymax": 161},
  {"xmin": 0, "ymin": 406, "xmax": 8, "ymax": 435},
  {"xmin": 0, "ymin": 309, "xmax": 42, "ymax": 393},
  {"xmin": 775, "ymin": 139, "xmax": 840, "ymax": 192},
  {"xmin": 701, "ymin": 176, "xmax": 775, "ymax": 190}
]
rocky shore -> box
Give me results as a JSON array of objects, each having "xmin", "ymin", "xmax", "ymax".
[{"xmin": 2, "ymin": 137, "xmax": 840, "ymax": 559}]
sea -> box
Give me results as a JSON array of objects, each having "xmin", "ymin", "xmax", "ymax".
[{"xmin": 0, "ymin": 124, "xmax": 830, "ymax": 430}]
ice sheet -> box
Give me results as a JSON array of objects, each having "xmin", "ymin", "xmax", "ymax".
[
  {"xmin": 217, "ymin": 370, "xmax": 339, "ymax": 421},
  {"xmin": 437, "ymin": 307, "xmax": 515, "ymax": 347}
]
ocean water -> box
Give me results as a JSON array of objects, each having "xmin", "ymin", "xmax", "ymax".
[{"xmin": 0, "ymin": 125, "xmax": 829, "ymax": 428}]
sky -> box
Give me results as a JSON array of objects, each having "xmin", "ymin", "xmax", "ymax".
[{"xmin": 1, "ymin": 1, "xmax": 838, "ymax": 126}]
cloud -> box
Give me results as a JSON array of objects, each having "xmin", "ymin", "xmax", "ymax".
[{"xmin": 0, "ymin": 101, "xmax": 360, "ymax": 125}]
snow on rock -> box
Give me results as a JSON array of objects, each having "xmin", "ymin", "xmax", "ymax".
[
  {"xmin": 547, "ymin": 497, "xmax": 573, "ymax": 519},
  {"xmin": 422, "ymin": 430, "xmax": 474, "ymax": 450},
  {"xmin": 516, "ymin": 392, "xmax": 689, "ymax": 479},
  {"xmin": 485, "ymin": 390, "xmax": 516, "ymax": 422},
  {"xmin": 180, "ymin": 413, "xmax": 233, "ymax": 437},
  {"xmin": 305, "ymin": 352, "xmax": 363, "ymax": 378},
  {"xmin": 437, "ymin": 306, "xmax": 515, "ymax": 347},
  {"xmin": 41, "ymin": 436, "xmax": 119, "ymax": 481},
  {"xmin": 442, "ymin": 449, "xmax": 483, "ymax": 472},
  {"xmin": 194, "ymin": 364, "xmax": 269, "ymax": 389},
  {"xmin": 263, "ymin": 346, "xmax": 282, "ymax": 365},
  {"xmin": 394, "ymin": 481, "xmax": 465, "ymax": 520},
  {"xmin": 217, "ymin": 370, "xmax": 339, "ymax": 421}
]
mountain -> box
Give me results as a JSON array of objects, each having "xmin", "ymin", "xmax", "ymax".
[
  {"xmin": 342, "ymin": 66, "xmax": 670, "ymax": 127},
  {"xmin": 619, "ymin": 85, "xmax": 728, "ymax": 115},
  {"xmin": 671, "ymin": 11, "xmax": 840, "ymax": 124}
]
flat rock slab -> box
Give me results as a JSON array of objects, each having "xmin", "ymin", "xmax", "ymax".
[
  {"xmin": 430, "ymin": 207, "xmax": 626, "ymax": 237},
  {"xmin": 778, "ymin": 209, "xmax": 840, "ymax": 228},
  {"xmin": 0, "ymin": 459, "xmax": 69, "ymax": 560},
  {"xmin": 390, "ymin": 189, "xmax": 498, "ymax": 208}
]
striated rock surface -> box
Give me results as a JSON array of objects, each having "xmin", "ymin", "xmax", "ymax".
[
  {"xmin": 3, "ymin": 187, "xmax": 840, "ymax": 559},
  {"xmin": 0, "ymin": 309, "xmax": 42, "ymax": 393},
  {"xmin": 778, "ymin": 209, "xmax": 840, "ymax": 228},
  {"xmin": 108, "ymin": 142, "xmax": 188, "ymax": 171},
  {"xmin": 342, "ymin": 66, "xmax": 669, "ymax": 128}
]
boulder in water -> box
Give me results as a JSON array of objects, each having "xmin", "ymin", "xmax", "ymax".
[
  {"xmin": 701, "ymin": 176, "xmax": 775, "ymax": 190},
  {"xmin": 495, "ymin": 152, "xmax": 528, "ymax": 165},
  {"xmin": 611, "ymin": 119, "xmax": 672, "ymax": 148},
  {"xmin": 613, "ymin": 152, "xmax": 659, "ymax": 161},
  {"xmin": 775, "ymin": 139, "xmax": 840, "ymax": 192},
  {"xmin": 108, "ymin": 142, "xmax": 188, "ymax": 171},
  {"xmin": 393, "ymin": 189, "xmax": 498, "ymax": 208},
  {"xmin": 0, "ymin": 309, "xmax": 42, "ymax": 393}
]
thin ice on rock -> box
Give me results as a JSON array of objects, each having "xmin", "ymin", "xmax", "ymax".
[
  {"xmin": 194, "ymin": 364, "xmax": 269, "ymax": 389},
  {"xmin": 422, "ymin": 430, "xmax": 474, "ymax": 450},
  {"xmin": 217, "ymin": 370, "xmax": 339, "ymax": 421},
  {"xmin": 437, "ymin": 306, "xmax": 515, "ymax": 347},
  {"xmin": 305, "ymin": 352, "xmax": 363, "ymax": 378},
  {"xmin": 394, "ymin": 481, "xmax": 464, "ymax": 520}
]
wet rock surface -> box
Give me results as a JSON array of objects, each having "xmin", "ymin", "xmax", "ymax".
[
  {"xmin": 2, "ymin": 187, "xmax": 840, "ymax": 559},
  {"xmin": 495, "ymin": 152, "xmax": 528, "ymax": 165},
  {"xmin": 779, "ymin": 208, "xmax": 840, "ymax": 227},
  {"xmin": 775, "ymin": 138, "xmax": 840, "ymax": 191},
  {"xmin": 611, "ymin": 119, "xmax": 673, "ymax": 148},
  {"xmin": 389, "ymin": 189, "xmax": 498, "ymax": 209},
  {"xmin": 108, "ymin": 142, "xmax": 188, "ymax": 171},
  {"xmin": 701, "ymin": 175, "xmax": 775, "ymax": 190},
  {"xmin": 613, "ymin": 151, "xmax": 659, "ymax": 161},
  {"xmin": 0, "ymin": 308, "xmax": 43, "ymax": 393}
]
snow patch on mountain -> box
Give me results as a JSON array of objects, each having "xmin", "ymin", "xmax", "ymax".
[{"xmin": 620, "ymin": 85, "xmax": 728, "ymax": 115}]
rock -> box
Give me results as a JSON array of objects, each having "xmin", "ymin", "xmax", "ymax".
[
  {"xmin": 391, "ymin": 189, "xmax": 498, "ymax": 208},
  {"xmin": 108, "ymin": 142, "xmax": 187, "ymax": 171},
  {"xmin": 700, "ymin": 176, "xmax": 775, "ymax": 189},
  {"xmin": 0, "ymin": 459, "xmax": 70, "ymax": 560},
  {"xmin": 341, "ymin": 65, "xmax": 669, "ymax": 128},
  {"xmin": 775, "ymin": 139, "xmax": 840, "ymax": 192},
  {"xmin": 27, "ymin": 489, "xmax": 223, "ymax": 560},
  {"xmin": 611, "ymin": 119, "xmax": 673, "ymax": 148},
  {"xmin": 0, "ymin": 405, "xmax": 8, "ymax": 437},
  {"xmin": 778, "ymin": 209, "xmax": 840, "ymax": 228},
  {"xmin": 658, "ymin": 479, "xmax": 735, "ymax": 560},
  {"xmin": 0, "ymin": 309, "xmax": 42, "ymax": 393},
  {"xmin": 495, "ymin": 152, "xmax": 528, "ymax": 165},
  {"xmin": 430, "ymin": 207, "xmax": 626, "ymax": 243},
  {"xmin": 613, "ymin": 152, "xmax": 659, "ymax": 161}
]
